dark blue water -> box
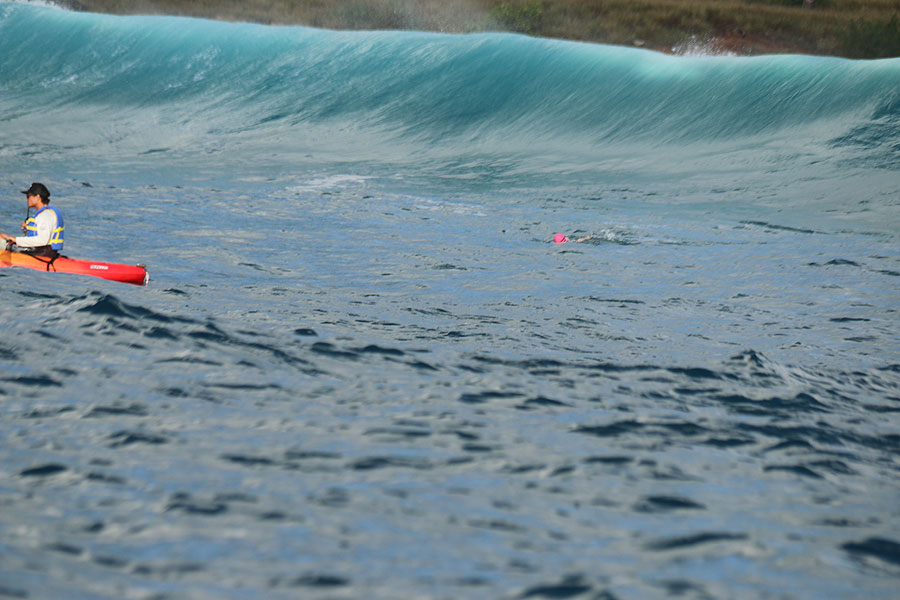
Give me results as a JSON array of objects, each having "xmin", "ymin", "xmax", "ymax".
[{"xmin": 1, "ymin": 2, "xmax": 899, "ymax": 598}]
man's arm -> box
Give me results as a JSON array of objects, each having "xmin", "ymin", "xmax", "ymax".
[{"xmin": 13, "ymin": 211, "xmax": 53, "ymax": 247}]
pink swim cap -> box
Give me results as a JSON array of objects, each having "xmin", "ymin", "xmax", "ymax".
[{"xmin": 553, "ymin": 233, "xmax": 569, "ymax": 244}]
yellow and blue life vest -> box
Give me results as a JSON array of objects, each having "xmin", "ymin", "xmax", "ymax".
[
  {"xmin": 31, "ymin": 206, "xmax": 64, "ymax": 251},
  {"xmin": 23, "ymin": 216, "xmax": 37, "ymax": 237}
]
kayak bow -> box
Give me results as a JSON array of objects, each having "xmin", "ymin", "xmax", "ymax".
[{"xmin": 0, "ymin": 250, "xmax": 148, "ymax": 286}]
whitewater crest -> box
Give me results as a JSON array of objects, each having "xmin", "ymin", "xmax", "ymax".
[{"xmin": 672, "ymin": 35, "xmax": 737, "ymax": 57}]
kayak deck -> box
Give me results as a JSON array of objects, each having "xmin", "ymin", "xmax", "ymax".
[{"xmin": 0, "ymin": 250, "xmax": 148, "ymax": 286}]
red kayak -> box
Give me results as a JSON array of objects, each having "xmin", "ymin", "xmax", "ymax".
[{"xmin": 0, "ymin": 250, "xmax": 148, "ymax": 286}]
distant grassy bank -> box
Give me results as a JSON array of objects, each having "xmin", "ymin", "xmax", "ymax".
[{"xmin": 63, "ymin": 0, "xmax": 900, "ymax": 58}]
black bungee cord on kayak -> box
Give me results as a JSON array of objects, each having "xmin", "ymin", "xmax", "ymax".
[{"xmin": 31, "ymin": 253, "xmax": 60, "ymax": 272}]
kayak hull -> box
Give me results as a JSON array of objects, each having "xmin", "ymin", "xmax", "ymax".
[{"xmin": 0, "ymin": 250, "xmax": 148, "ymax": 286}]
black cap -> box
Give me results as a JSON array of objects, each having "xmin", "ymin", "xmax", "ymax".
[{"xmin": 21, "ymin": 182, "xmax": 50, "ymax": 201}]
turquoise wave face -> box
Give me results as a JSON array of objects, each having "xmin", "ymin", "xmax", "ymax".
[{"xmin": 1, "ymin": 2, "xmax": 898, "ymax": 190}]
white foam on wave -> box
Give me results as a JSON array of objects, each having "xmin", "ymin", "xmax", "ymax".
[
  {"xmin": 672, "ymin": 35, "xmax": 737, "ymax": 57},
  {"xmin": 286, "ymin": 175, "xmax": 374, "ymax": 194},
  {"xmin": 7, "ymin": 0, "xmax": 70, "ymax": 9}
]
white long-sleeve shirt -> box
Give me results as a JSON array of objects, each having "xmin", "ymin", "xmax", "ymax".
[{"xmin": 15, "ymin": 208, "xmax": 60, "ymax": 248}]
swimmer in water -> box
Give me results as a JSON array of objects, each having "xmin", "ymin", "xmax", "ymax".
[{"xmin": 553, "ymin": 233, "xmax": 592, "ymax": 244}]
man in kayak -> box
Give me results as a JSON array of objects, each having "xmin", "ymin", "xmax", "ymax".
[{"xmin": 1, "ymin": 183, "xmax": 64, "ymax": 257}]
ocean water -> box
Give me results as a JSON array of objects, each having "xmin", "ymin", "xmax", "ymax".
[{"xmin": 1, "ymin": 2, "xmax": 899, "ymax": 598}]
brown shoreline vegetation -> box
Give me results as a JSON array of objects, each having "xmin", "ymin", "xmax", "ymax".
[{"xmin": 59, "ymin": 0, "xmax": 899, "ymax": 58}]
